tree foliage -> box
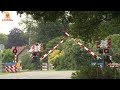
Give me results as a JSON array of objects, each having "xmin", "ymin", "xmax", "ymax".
[
  {"xmin": 71, "ymin": 65, "xmax": 120, "ymax": 79},
  {"xmin": 19, "ymin": 15, "xmax": 38, "ymax": 45},
  {"xmin": 48, "ymin": 49, "xmax": 64, "ymax": 64},
  {"xmin": 45, "ymin": 36, "xmax": 65, "ymax": 51},
  {"xmin": 17, "ymin": 11, "xmax": 120, "ymax": 42},
  {"xmin": 35, "ymin": 21, "xmax": 66, "ymax": 44},
  {"xmin": 52, "ymin": 39, "xmax": 94, "ymax": 70},
  {"xmin": 1, "ymin": 49, "xmax": 14, "ymax": 63},
  {"xmin": 19, "ymin": 15, "xmax": 68, "ymax": 46},
  {"xmin": 21, "ymin": 53, "xmax": 36, "ymax": 70},
  {"xmin": 0, "ymin": 33, "xmax": 8, "ymax": 44},
  {"xmin": 4, "ymin": 28, "xmax": 28, "ymax": 48}
]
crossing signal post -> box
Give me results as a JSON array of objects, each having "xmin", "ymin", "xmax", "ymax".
[
  {"xmin": 30, "ymin": 43, "xmax": 43, "ymax": 70},
  {"xmin": 98, "ymin": 48, "xmax": 109, "ymax": 54},
  {"xmin": 97, "ymin": 39, "xmax": 113, "ymax": 67},
  {"xmin": 32, "ymin": 51, "xmax": 40, "ymax": 70},
  {"xmin": 32, "ymin": 52, "xmax": 40, "ymax": 59},
  {"xmin": 104, "ymin": 49, "xmax": 109, "ymax": 53},
  {"xmin": 32, "ymin": 52, "xmax": 40, "ymax": 62},
  {"xmin": 13, "ymin": 47, "xmax": 17, "ymax": 62}
]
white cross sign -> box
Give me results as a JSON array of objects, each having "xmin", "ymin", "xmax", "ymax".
[{"xmin": 100, "ymin": 40, "xmax": 108, "ymax": 48}]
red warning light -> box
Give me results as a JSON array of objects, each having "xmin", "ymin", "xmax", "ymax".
[
  {"xmin": 104, "ymin": 49, "xmax": 109, "ymax": 53},
  {"xmin": 13, "ymin": 49, "xmax": 17, "ymax": 54},
  {"xmin": 36, "ymin": 52, "xmax": 40, "ymax": 56}
]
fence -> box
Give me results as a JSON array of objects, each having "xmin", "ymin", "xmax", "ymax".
[{"xmin": 41, "ymin": 63, "xmax": 54, "ymax": 70}]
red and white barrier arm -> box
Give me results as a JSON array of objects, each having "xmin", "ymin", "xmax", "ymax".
[
  {"xmin": 40, "ymin": 38, "xmax": 66, "ymax": 61},
  {"xmin": 63, "ymin": 31, "xmax": 101, "ymax": 60}
]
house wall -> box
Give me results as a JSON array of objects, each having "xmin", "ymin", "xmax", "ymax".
[{"xmin": 18, "ymin": 48, "xmax": 29, "ymax": 62}]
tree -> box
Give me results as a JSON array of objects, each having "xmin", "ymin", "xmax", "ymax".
[
  {"xmin": 2, "ymin": 49, "xmax": 14, "ymax": 63},
  {"xmin": 19, "ymin": 15, "xmax": 68, "ymax": 46},
  {"xmin": 0, "ymin": 33, "xmax": 8, "ymax": 44},
  {"xmin": 35, "ymin": 21, "xmax": 67, "ymax": 45},
  {"xmin": 17, "ymin": 11, "xmax": 120, "ymax": 42},
  {"xmin": 19, "ymin": 14, "xmax": 38, "ymax": 45},
  {"xmin": 4, "ymin": 28, "xmax": 28, "ymax": 48},
  {"xmin": 45, "ymin": 36, "xmax": 65, "ymax": 51}
]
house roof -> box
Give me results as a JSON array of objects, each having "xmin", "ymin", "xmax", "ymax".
[{"xmin": 11, "ymin": 46, "xmax": 28, "ymax": 56}]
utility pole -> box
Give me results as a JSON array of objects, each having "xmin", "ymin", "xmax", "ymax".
[{"xmin": 29, "ymin": 30, "xmax": 31, "ymax": 46}]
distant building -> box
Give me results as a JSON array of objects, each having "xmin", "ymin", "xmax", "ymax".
[{"xmin": 11, "ymin": 46, "xmax": 29, "ymax": 62}]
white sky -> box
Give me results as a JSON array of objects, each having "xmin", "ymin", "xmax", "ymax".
[{"xmin": 0, "ymin": 11, "xmax": 25, "ymax": 35}]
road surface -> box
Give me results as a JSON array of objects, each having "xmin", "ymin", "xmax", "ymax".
[{"xmin": 0, "ymin": 70, "xmax": 75, "ymax": 79}]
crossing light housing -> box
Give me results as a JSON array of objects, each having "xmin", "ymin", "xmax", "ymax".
[
  {"xmin": 104, "ymin": 49, "xmax": 109, "ymax": 53},
  {"xmin": 13, "ymin": 48, "xmax": 17, "ymax": 54}
]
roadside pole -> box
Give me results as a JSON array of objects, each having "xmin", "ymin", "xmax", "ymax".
[
  {"xmin": 0, "ymin": 44, "xmax": 5, "ymax": 72},
  {"xmin": 0, "ymin": 50, "xmax": 2, "ymax": 72}
]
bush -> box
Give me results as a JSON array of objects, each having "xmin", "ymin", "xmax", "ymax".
[
  {"xmin": 113, "ymin": 53, "xmax": 120, "ymax": 63},
  {"xmin": 21, "ymin": 54, "xmax": 36, "ymax": 70},
  {"xmin": 71, "ymin": 65, "xmax": 120, "ymax": 79},
  {"xmin": 53, "ymin": 56, "xmax": 67, "ymax": 70},
  {"xmin": 2, "ymin": 49, "xmax": 14, "ymax": 63},
  {"xmin": 48, "ymin": 50, "xmax": 61, "ymax": 64},
  {"xmin": 53, "ymin": 47, "xmax": 94, "ymax": 70}
]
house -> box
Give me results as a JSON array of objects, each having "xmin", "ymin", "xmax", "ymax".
[
  {"xmin": 11, "ymin": 46, "xmax": 30, "ymax": 62},
  {"xmin": 11, "ymin": 43, "xmax": 43, "ymax": 62}
]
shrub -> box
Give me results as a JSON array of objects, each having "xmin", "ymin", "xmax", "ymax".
[
  {"xmin": 71, "ymin": 65, "xmax": 120, "ymax": 79},
  {"xmin": 2, "ymin": 49, "xmax": 14, "ymax": 63},
  {"xmin": 54, "ymin": 47, "xmax": 94, "ymax": 70},
  {"xmin": 48, "ymin": 50, "xmax": 61, "ymax": 64},
  {"xmin": 53, "ymin": 56, "xmax": 66, "ymax": 70},
  {"xmin": 113, "ymin": 53, "xmax": 120, "ymax": 63},
  {"xmin": 21, "ymin": 54, "xmax": 36, "ymax": 70}
]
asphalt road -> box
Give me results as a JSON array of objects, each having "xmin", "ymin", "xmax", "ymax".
[{"xmin": 0, "ymin": 70, "xmax": 75, "ymax": 79}]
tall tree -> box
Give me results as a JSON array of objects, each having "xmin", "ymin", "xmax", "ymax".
[
  {"xmin": 19, "ymin": 15, "xmax": 37, "ymax": 45},
  {"xmin": 4, "ymin": 28, "xmax": 28, "ymax": 48},
  {"xmin": 19, "ymin": 15, "xmax": 68, "ymax": 46}
]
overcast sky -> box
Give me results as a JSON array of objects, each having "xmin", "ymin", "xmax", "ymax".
[{"xmin": 0, "ymin": 11, "xmax": 25, "ymax": 35}]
